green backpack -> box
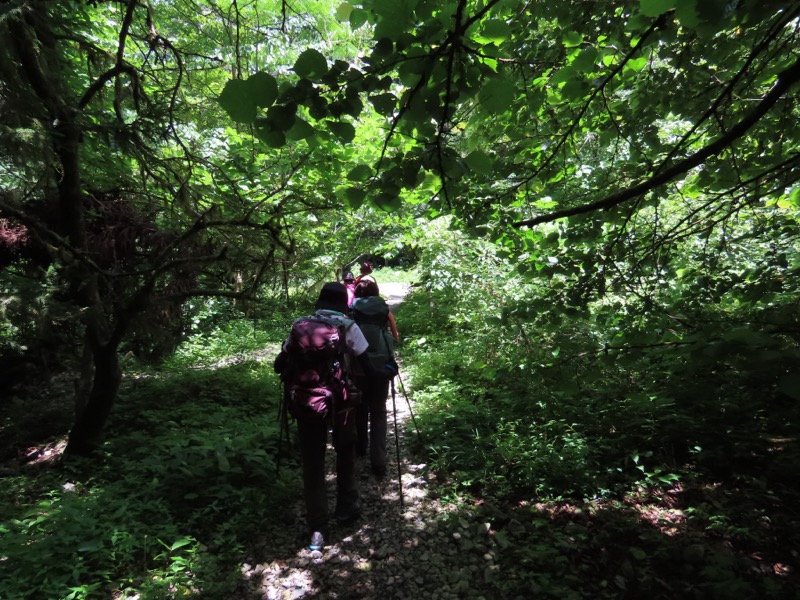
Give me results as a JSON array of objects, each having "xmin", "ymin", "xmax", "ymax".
[{"xmin": 351, "ymin": 296, "xmax": 394, "ymax": 371}]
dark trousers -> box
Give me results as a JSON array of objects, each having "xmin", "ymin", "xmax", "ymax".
[
  {"xmin": 296, "ymin": 411, "xmax": 358, "ymax": 533},
  {"xmin": 355, "ymin": 378, "xmax": 390, "ymax": 469}
]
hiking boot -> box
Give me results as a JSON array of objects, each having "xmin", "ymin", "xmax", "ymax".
[
  {"xmin": 308, "ymin": 531, "xmax": 325, "ymax": 551},
  {"xmin": 334, "ymin": 500, "xmax": 362, "ymax": 523},
  {"xmin": 371, "ymin": 464, "xmax": 387, "ymax": 479}
]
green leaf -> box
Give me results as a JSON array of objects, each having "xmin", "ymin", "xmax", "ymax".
[
  {"xmin": 370, "ymin": 93, "xmax": 397, "ymax": 116},
  {"xmin": 398, "ymin": 58, "xmax": 426, "ymax": 87},
  {"xmin": 561, "ymin": 78, "xmax": 587, "ymax": 100},
  {"xmin": 217, "ymin": 79, "xmax": 257, "ymax": 123},
  {"xmin": 572, "ymin": 47, "xmax": 599, "ymax": 73},
  {"xmin": 335, "ymin": 2, "xmax": 353, "ymax": 21},
  {"xmin": 630, "ymin": 547, "xmax": 648, "ymax": 560},
  {"xmin": 254, "ymin": 127, "xmax": 286, "ymax": 148},
  {"xmin": 350, "ymin": 8, "xmax": 368, "ymax": 29},
  {"xmin": 328, "ymin": 120, "xmax": 356, "ymax": 142},
  {"xmin": 401, "ymin": 160, "xmax": 422, "ymax": 188},
  {"xmin": 373, "ymin": 37, "xmax": 394, "ymax": 57},
  {"xmin": 481, "ymin": 19, "xmax": 511, "ymax": 43},
  {"xmin": 373, "ymin": 0, "xmax": 416, "ymax": 39},
  {"xmin": 640, "ymin": 0, "xmax": 676, "ymax": 17},
  {"xmin": 347, "ymin": 164, "xmax": 373, "ymax": 182},
  {"xmin": 294, "ymin": 49, "xmax": 328, "ymax": 80},
  {"xmin": 373, "ymin": 192, "xmax": 402, "ymax": 212},
  {"xmin": 421, "ymin": 171, "xmax": 441, "ymax": 191},
  {"xmin": 78, "ymin": 540, "xmax": 103, "ymax": 552},
  {"xmin": 247, "ymin": 72, "xmax": 278, "ymax": 108},
  {"xmin": 479, "ymin": 77, "xmax": 515, "ymax": 114},
  {"xmin": 464, "ymin": 150, "xmax": 494, "ymax": 176},
  {"xmin": 285, "ymin": 118, "xmax": 315, "ymax": 141},
  {"xmin": 340, "ymin": 186, "xmax": 367, "ymax": 209},
  {"xmin": 562, "ymin": 31, "xmax": 583, "ymax": 48},
  {"xmin": 170, "ymin": 537, "xmax": 193, "ymax": 552},
  {"xmin": 340, "ymin": 96, "xmax": 363, "ymax": 118},
  {"xmin": 266, "ymin": 104, "xmax": 296, "ymax": 131},
  {"xmin": 626, "ymin": 56, "xmax": 648, "ymax": 72},
  {"xmin": 444, "ymin": 158, "xmax": 468, "ymax": 181},
  {"xmin": 217, "ymin": 451, "xmax": 230, "ymax": 472},
  {"xmin": 550, "ymin": 65, "xmax": 578, "ymax": 86},
  {"xmin": 375, "ymin": 20, "xmax": 405, "ymax": 41},
  {"xmin": 722, "ymin": 327, "xmax": 774, "ymax": 346},
  {"xmin": 674, "ymin": 0, "xmax": 700, "ymax": 26}
]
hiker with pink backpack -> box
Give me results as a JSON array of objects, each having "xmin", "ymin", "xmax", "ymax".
[{"xmin": 274, "ymin": 282, "xmax": 396, "ymax": 551}]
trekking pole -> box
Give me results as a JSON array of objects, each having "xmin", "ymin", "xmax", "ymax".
[
  {"xmin": 276, "ymin": 382, "xmax": 288, "ymax": 475},
  {"xmin": 394, "ymin": 372, "xmax": 425, "ymax": 446},
  {"xmin": 380, "ymin": 329, "xmax": 424, "ymax": 446},
  {"xmin": 390, "ymin": 378, "xmax": 404, "ymax": 509}
]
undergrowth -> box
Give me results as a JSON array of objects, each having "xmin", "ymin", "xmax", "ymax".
[
  {"xmin": 0, "ymin": 321, "xmax": 296, "ymax": 599},
  {"xmin": 388, "ymin": 225, "xmax": 800, "ymax": 597},
  {"xmin": 2, "ymin": 256, "xmax": 799, "ymax": 598}
]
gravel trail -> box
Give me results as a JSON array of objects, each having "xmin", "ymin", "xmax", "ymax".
[{"xmin": 238, "ymin": 283, "xmax": 507, "ymax": 600}]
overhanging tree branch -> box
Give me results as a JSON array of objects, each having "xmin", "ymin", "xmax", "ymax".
[
  {"xmin": 513, "ymin": 56, "xmax": 800, "ymax": 229},
  {"xmin": 656, "ymin": 5, "xmax": 800, "ymax": 174}
]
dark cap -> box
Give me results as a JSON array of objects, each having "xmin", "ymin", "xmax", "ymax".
[
  {"xmin": 315, "ymin": 282, "xmax": 348, "ymax": 313},
  {"xmin": 344, "ymin": 272, "xmax": 355, "ymax": 282}
]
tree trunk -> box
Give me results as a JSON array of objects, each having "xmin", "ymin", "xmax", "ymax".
[
  {"xmin": 65, "ymin": 341, "xmax": 122, "ymax": 456},
  {"xmin": 11, "ymin": 10, "xmax": 132, "ymax": 457},
  {"xmin": 74, "ymin": 331, "xmax": 94, "ymax": 419},
  {"xmin": 53, "ymin": 115, "xmax": 120, "ymax": 456}
]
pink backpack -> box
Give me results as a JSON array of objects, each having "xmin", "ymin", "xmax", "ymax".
[{"xmin": 284, "ymin": 316, "xmax": 349, "ymax": 419}]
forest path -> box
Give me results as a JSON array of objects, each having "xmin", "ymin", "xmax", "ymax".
[
  {"xmin": 378, "ymin": 281, "xmax": 411, "ymax": 310},
  {"xmin": 239, "ymin": 283, "xmax": 499, "ymax": 599}
]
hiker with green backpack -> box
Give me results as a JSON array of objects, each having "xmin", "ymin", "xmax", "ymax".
[{"xmin": 350, "ymin": 279, "xmax": 399, "ymax": 478}]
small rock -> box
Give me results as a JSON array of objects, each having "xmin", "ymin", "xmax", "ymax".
[
  {"xmin": 494, "ymin": 531, "xmax": 510, "ymax": 550},
  {"xmin": 507, "ymin": 519, "xmax": 526, "ymax": 535}
]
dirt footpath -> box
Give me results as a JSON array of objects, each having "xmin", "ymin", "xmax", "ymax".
[
  {"xmin": 237, "ymin": 282, "xmax": 500, "ymax": 600},
  {"xmin": 377, "ymin": 282, "xmax": 411, "ymax": 310}
]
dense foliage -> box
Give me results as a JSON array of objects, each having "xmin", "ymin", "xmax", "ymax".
[
  {"xmin": 392, "ymin": 220, "xmax": 800, "ymax": 597},
  {"xmin": 2, "ymin": 0, "xmax": 799, "ymax": 597}
]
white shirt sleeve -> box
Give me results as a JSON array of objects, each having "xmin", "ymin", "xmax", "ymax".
[{"xmin": 344, "ymin": 322, "xmax": 370, "ymax": 356}]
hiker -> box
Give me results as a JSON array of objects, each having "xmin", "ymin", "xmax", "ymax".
[
  {"xmin": 351, "ymin": 279, "xmax": 399, "ymax": 478},
  {"xmin": 344, "ymin": 272, "xmax": 356, "ymax": 308},
  {"xmin": 274, "ymin": 282, "xmax": 392, "ymax": 551},
  {"xmin": 354, "ymin": 261, "xmax": 377, "ymax": 286}
]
